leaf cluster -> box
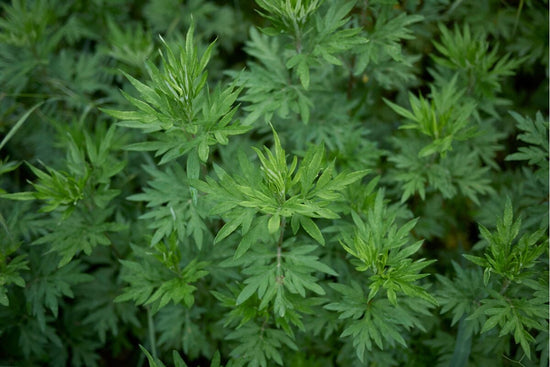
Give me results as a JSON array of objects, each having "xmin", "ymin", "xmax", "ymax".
[{"xmin": 0, "ymin": 0, "xmax": 547, "ymax": 366}]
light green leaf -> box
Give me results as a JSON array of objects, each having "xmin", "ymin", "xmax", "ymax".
[
  {"xmin": 0, "ymin": 191, "xmax": 35, "ymax": 200},
  {"xmin": 297, "ymin": 58, "xmax": 310, "ymax": 90},
  {"xmin": 236, "ymin": 281, "xmax": 259, "ymax": 305},
  {"xmin": 268, "ymin": 214, "xmax": 280, "ymax": 234},
  {"xmin": 300, "ymin": 216, "xmax": 324, "ymax": 245},
  {"xmin": 198, "ymin": 139, "xmax": 210, "ymax": 162},
  {"xmin": 214, "ymin": 213, "xmax": 246, "ymax": 243}
]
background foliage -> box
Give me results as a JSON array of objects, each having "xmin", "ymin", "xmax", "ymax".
[{"xmin": 0, "ymin": 0, "xmax": 548, "ymax": 366}]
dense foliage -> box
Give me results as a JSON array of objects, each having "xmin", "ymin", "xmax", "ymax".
[{"xmin": 0, "ymin": 0, "xmax": 548, "ymax": 366}]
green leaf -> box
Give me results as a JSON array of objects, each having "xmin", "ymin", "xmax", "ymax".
[
  {"xmin": 0, "ymin": 102, "xmax": 44, "ymax": 152},
  {"xmin": 268, "ymin": 213, "xmax": 280, "ymax": 234},
  {"xmin": 210, "ymin": 351, "xmax": 221, "ymax": 367},
  {"xmin": 139, "ymin": 345, "xmax": 167, "ymax": 367},
  {"xmin": 299, "ymin": 216, "xmax": 324, "ymax": 245},
  {"xmin": 198, "ymin": 139, "xmax": 210, "ymax": 162},
  {"xmin": 173, "ymin": 350, "xmax": 188, "ymax": 367},
  {"xmin": 236, "ymin": 281, "xmax": 260, "ymax": 305},
  {"xmin": 297, "ymin": 58, "xmax": 310, "ymax": 90},
  {"xmin": 0, "ymin": 191, "xmax": 35, "ymax": 200},
  {"xmin": 215, "ymin": 214, "xmax": 244, "ymax": 244}
]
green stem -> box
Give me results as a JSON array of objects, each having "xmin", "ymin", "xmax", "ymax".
[
  {"xmin": 500, "ymin": 278, "xmax": 511, "ymax": 295},
  {"xmin": 292, "ymin": 19, "xmax": 302, "ymax": 53},
  {"xmin": 147, "ymin": 306, "xmax": 157, "ymax": 360},
  {"xmin": 276, "ymin": 217, "xmax": 286, "ymax": 281},
  {"xmin": 259, "ymin": 316, "xmax": 268, "ymax": 340},
  {"xmin": 449, "ymin": 315, "xmax": 472, "ymax": 367},
  {"xmin": 277, "ymin": 217, "xmax": 287, "ymax": 248}
]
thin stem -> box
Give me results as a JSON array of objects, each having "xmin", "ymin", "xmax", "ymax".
[
  {"xmin": 292, "ymin": 19, "xmax": 302, "ymax": 53},
  {"xmin": 276, "ymin": 217, "xmax": 286, "ymax": 281},
  {"xmin": 147, "ymin": 306, "xmax": 157, "ymax": 360},
  {"xmin": 259, "ymin": 316, "xmax": 268, "ymax": 339},
  {"xmin": 277, "ymin": 244, "xmax": 282, "ymax": 270},
  {"xmin": 500, "ymin": 278, "xmax": 511, "ymax": 295},
  {"xmin": 277, "ymin": 217, "xmax": 287, "ymax": 248}
]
